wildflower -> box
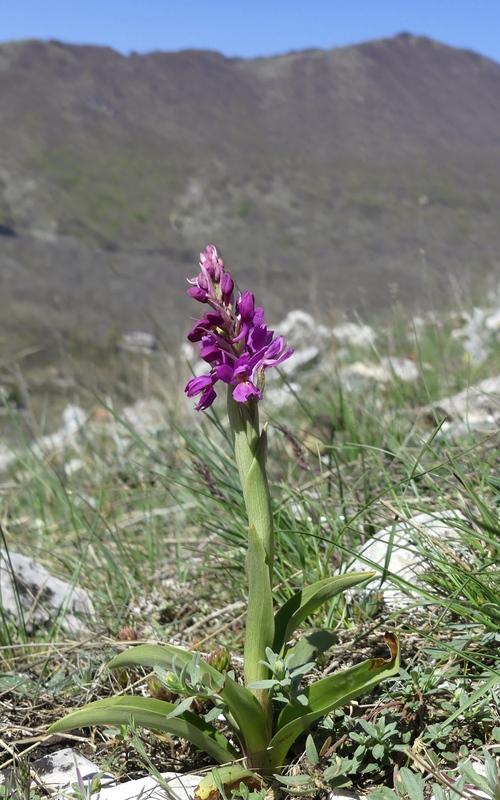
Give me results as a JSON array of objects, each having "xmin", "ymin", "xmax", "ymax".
[{"xmin": 185, "ymin": 245, "xmax": 293, "ymax": 410}]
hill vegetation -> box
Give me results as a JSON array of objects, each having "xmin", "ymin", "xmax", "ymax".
[{"xmin": 1, "ymin": 33, "xmax": 500, "ymax": 362}]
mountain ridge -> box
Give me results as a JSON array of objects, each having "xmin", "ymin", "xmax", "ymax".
[{"xmin": 1, "ymin": 33, "xmax": 500, "ymax": 352}]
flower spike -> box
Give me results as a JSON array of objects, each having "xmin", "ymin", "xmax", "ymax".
[{"xmin": 185, "ymin": 245, "xmax": 293, "ymax": 410}]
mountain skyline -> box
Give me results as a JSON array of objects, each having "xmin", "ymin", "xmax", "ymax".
[
  {"xmin": 3, "ymin": 0, "xmax": 500, "ymax": 65},
  {"xmin": 1, "ymin": 32, "xmax": 500, "ymax": 358}
]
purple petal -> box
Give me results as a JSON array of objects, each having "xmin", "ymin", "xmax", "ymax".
[
  {"xmin": 246, "ymin": 325, "xmax": 271, "ymax": 353},
  {"xmin": 233, "ymin": 381, "xmax": 262, "ymax": 403},
  {"xmin": 233, "ymin": 352, "xmax": 251, "ymax": 372},
  {"xmin": 195, "ymin": 385, "xmax": 217, "ymax": 411},
  {"xmin": 264, "ymin": 335, "xmax": 285, "ymax": 359},
  {"xmin": 206, "ymin": 311, "xmax": 225, "ymax": 326},
  {"xmin": 231, "ymin": 323, "xmax": 250, "ymax": 344},
  {"xmin": 270, "ymin": 349, "xmax": 294, "ymax": 367},
  {"xmin": 215, "ymin": 364, "xmax": 234, "ymax": 383},
  {"xmin": 200, "ymin": 344, "xmax": 223, "ymax": 363},
  {"xmin": 187, "ymin": 320, "xmax": 208, "ymax": 342},
  {"xmin": 264, "ymin": 345, "xmax": 294, "ymax": 367},
  {"xmin": 185, "ymin": 374, "xmax": 213, "ymax": 397},
  {"xmin": 247, "ymin": 347, "xmax": 268, "ymax": 370},
  {"xmin": 252, "ymin": 307, "xmax": 265, "ymax": 326}
]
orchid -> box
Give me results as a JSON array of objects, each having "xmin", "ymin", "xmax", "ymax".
[
  {"xmin": 48, "ymin": 245, "xmax": 399, "ymax": 798},
  {"xmin": 185, "ymin": 245, "xmax": 294, "ymax": 410}
]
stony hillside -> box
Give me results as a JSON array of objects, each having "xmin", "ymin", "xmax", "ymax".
[{"xmin": 1, "ymin": 33, "xmax": 500, "ymax": 355}]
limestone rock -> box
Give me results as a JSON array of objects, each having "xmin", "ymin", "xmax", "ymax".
[
  {"xmin": 276, "ymin": 309, "xmax": 331, "ymax": 349},
  {"xmin": 451, "ymin": 307, "xmax": 491, "ymax": 362},
  {"xmin": 429, "ymin": 375, "xmax": 500, "ymax": 437},
  {"xmin": 31, "ymin": 404, "xmax": 86, "ymax": 457},
  {"xmin": 0, "ymin": 746, "xmax": 202, "ymax": 800},
  {"xmin": 344, "ymin": 510, "xmax": 469, "ymax": 608},
  {"xmin": 121, "ymin": 398, "xmax": 168, "ymax": 437},
  {"xmin": 0, "ymin": 549, "xmax": 94, "ymax": 634},
  {"xmin": 8, "ymin": 749, "xmax": 115, "ymax": 796},
  {"xmin": 278, "ymin": 345, "xmax": 320, "ymax": 377},
  {"xmin": 339, "ymin": 361, "xmax": 389, "ymax": 391},
  {"xmin": 380, "ymin": 356, "xmax": 420, "ymax": 382},
  {"xmin": 5, "ymin": 745, "xmax": 360, "ymax": 800},
  {"xmin": 331, "ymin": 321, "xmax": 376, "ymax": 348},
  {"xmin": 484, "ymin": 309, "xmax": 500, "ymax": 331}
]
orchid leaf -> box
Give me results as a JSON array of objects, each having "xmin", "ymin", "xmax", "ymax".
[
  {"xmin": 285, "ymin": 629, "xmax": 339, "ymax": 672},
  {"xmin": 273, "ymin": 572, "xmax": 376, "ymax": 652},
  {"xmin": 221, "ymin": 674, "xmax": 270, "ymax": 768},
  {"xmin": 107, "ymin": 643, "xmax": 223, "ymax": 691},
  {"xmin": 108, "ymin": 642, "xmax": 270, "ymax": 764},
  {"xmin": 46, "ymin": 695, "xmax": 238, "ymax": 765},
  {"xmin": 264, "ymin": 632, "xmax": 399, "ymax": 771}
]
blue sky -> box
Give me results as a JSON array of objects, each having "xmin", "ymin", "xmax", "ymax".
[{"xmin": 2, "ymin": 0, "xmax": 500, "ymax": 64}]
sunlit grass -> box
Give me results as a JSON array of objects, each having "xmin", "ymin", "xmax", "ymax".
[{"xmin": 2, "ymin": 305, "xmax": 500, "ymax": 793}]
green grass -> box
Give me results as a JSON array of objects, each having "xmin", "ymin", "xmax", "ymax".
[{"xmin": 1, "ymin": 303, "xmax": 500, "ymax": 796}]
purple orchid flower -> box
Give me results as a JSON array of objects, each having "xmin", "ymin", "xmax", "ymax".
[{"xmin": 185, "ymin": 245, "xmax": 293, "ymax": 410}]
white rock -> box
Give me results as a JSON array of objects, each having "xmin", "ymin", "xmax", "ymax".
[
  {"xmin": 344, "ymin": 510, "xmax": 469, "ymax": 608},
  {"xmin": 31, "ymin": 404, "xmax": 86, "ymax": 456},
  {"xmin": 278, "ymin": 345, "xmax": 320, "ymax": 377},
  {"xmin": 0, "ymin": 405, "xmax": 87, "ymax": 473},
  {"xmin": 96, "ymin": 772, "xmax": 202, "ymax": 800},
  {"xmin": 339, "ymin": 361, "xmax": 390, "ymax": 391},
  {"xmin": 191, "ymin": 358, "xmax": 211, "ymax": 378},
  {"xmin": 264, "ymin": 382, "xmax": 301, "ymax": 407},
  {"xmin": 484, "ymin": 309, "xmax": 500, "ymax": 331},
  {"xmin": 121, "ymin": 398, "xmax": 167, "ymax": 436},
  {"xmin": 328, "ymin": 791, "xmax": 362, "ymax": 800},
  {"xmin": 18, "ymin": 744, "xmax": 362, "ymax": 800},
  {"xmin": 411, "ymin": 315, "xmax": 426, "ymax": 329},
  {"xmin": 430, "ymin": 757, "xmax": 492, "ymax": 800},
  {"xmin": 13, "ymin": 749, "xmax": 115, "ymax": 795},
  {"xmin": 180, "ymin": 341, "xmax": 197, "ymax": 363},
  {"xmin": 64, "ymin": 457, "xmax": 85, "ymax": 477},
  {"xmin": 339, "ymin": 356, "xmax": 419, "ymax": 389},
  {"xmin": 120, "ymin": 330, "xmax": 157, "ymax": 354},
  {"xmin": 0, "ymin": 549, "xmax": 95, "ymax": 634},
  {"xmin": 15, "ymin": 747, "xmax": 200, "ymax": 800},
  {"xmin": 331, "ymin": 322, "xmax": 376, "ymax": 348},
  {"xmin": 5, "ymin": 747, "xmax": 201, "ymax": 800},
  {"xmin": 380, "ymin": 356, "xmax": 420, "ymax": 382},
  {"xmin": 431, "ymin": 374, "xmax": 500, "ymax": 436},
  {"xmin": 275, "ymin": 309, "xmax": 331, "ymax": 349},
  {"xmin": 451, "ymin": 307, "xmax": 491, "ymax": 362}
]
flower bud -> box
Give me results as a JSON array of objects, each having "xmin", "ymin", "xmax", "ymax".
[
  {"xmin": 221, "ymin": 273, "xmax": 234, "ymax": 303},
  {"xmin": 187, "ymin": 285, "xmax": 208, "ymax": 302},
  {"xmin": 238, "ymin": 291, "xmax": 255, "ymax": 321}
]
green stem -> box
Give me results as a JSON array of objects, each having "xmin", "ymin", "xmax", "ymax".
[
  {"xmin": 227, "ymin": 392, "xmax": 274, "ymax": 579},
  {"xmin": 227, "ymin": 390, "xmax": 275, "ymax": 731}
]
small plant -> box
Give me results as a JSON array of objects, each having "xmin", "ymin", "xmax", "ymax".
[
  {"xmin": 0, "ymin": 763, "xmax": 38, "ymax": 800},
  {"xmin": 346, "ymin": 715, "xmax": 411, "ymax": 773},
  {"xmin": 48, "ymin": 245, "xmax": 399, "ymax": 795},
  {"xmin": 70, "ymin": 766, "xmax": 105, "ymax": 799}
]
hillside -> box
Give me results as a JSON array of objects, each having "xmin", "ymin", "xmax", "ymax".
[{"xmin": 1, "ymin": 33, "xmax": 500, "ymax": 355}]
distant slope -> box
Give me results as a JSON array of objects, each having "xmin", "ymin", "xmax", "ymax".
[{"xmin": 1, "ymin": 33, "xmax": 500, "ymax": 352}]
